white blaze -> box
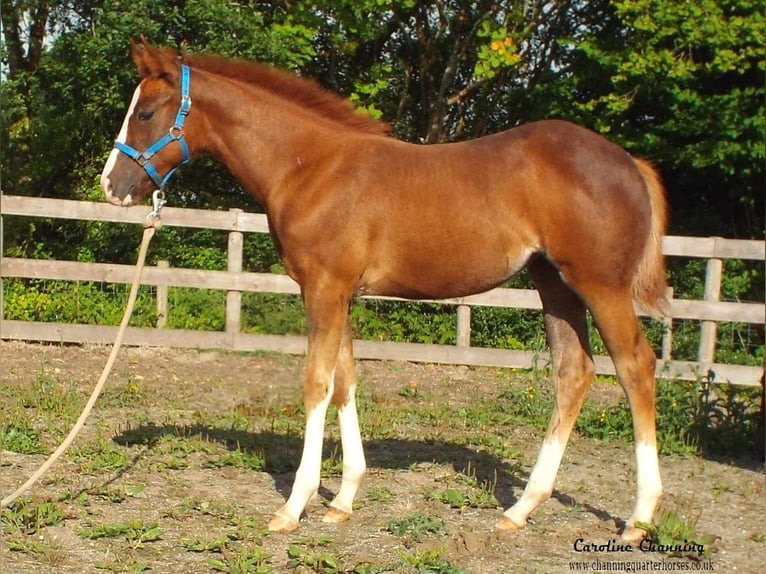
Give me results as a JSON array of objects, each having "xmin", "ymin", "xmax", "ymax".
[{"xmin": 100, "ymin": 84, "xmax": 142, "ymax": 203}]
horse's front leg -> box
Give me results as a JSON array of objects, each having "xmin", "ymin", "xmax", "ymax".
[
  {"xmin": 323, "ymin": 320, "xmax": 366, "ymax": 523},
  {"xmin": 267, "ymin": 284, "xmax": 350, "ymax": 533}
]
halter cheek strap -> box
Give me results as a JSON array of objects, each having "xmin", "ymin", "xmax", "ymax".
[{"xmin": 114, "ymin": 64, "xmax": 191, "ymax": 188}]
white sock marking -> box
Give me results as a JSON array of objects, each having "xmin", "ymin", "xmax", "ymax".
[
  {"xmin": 279, "ymin": 370, "xmax": 335, "ymax": 522},
  {"xmin": 504, "ymin": 437, "xmax": 565, "ymax": 524},
  {"xmin": 330, "ymin": 390, "xmax": 366, "ymax": 514},
  {"xmin": 630, "ymin": 441, "xmax": 662, "ymax": 525}
]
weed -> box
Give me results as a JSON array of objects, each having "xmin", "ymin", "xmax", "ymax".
[
  {"xmin": 498, "ymin": 382, "xmax": 551, "ymax": 430},
  {"xmin": 637, "ymin": 500, "xmax": 717, "ymax": 559},
  {"xmin": 95, "ymin": 561, "xmax": 151, "ymax": 573},
  {"xmin": 398, "ymin": 547, "xmax": 469, "ymax": 574},
  {"xmin": 20, "ymin": 368, "xmax": 80, "ymax": 421},
  {"xmin": 386, "ymin": 512, "xmax": 447, "ymax": 542},
  {"xmin": 207, "ymin": 544, "xmax": 273, "ymax": 574},
  {"xmin": 575, "ymin": 377, "xmax": 762, "ymax": 456},
  {"xmin": 287, "ymin": 535, "xmax": 341, "ymax": 572},
  {"xmin": 206, "ymin": 447, "xmax": 266, "ymax": 471},
  {"xmin": 0, "ymin": 417, "xmax": 44, "ymax": 454},
  {"xmin": 366, "ymin": 485, "xmax": 393, "ymax": 502},
  {"xmin": 427, "ymin": 484, "xmax": 497, "ymax": 510},
  {"xmin": 184, "ymin": 536, "xmax": 230, "ymax": 552},
  {"xmin": 321, "ymin": 444, "xmax": 344, "ymax": 477},
  {"xmin": 1, "ymin": 497, "xmax": 65, "ymax": 534},
  {"xmin": 100, "ymin": 378, "xmax": 147, "ymax": 408},
  {"xmin": 398, "ymin": 381, "xmax": 421, "ymax": 399},
  {"xmin": 6, "ymin": 534, "xmax": 68, "ymax": 565},
  {"xmin": 78, "ymin": 519, "xmax": 163, "ymax": 548},
  {"xmin": 711, "ymin": 480, "xmax": 731, "ymax": 500},
  {"xmin": 69, "ymin": 437, "xmax": 128, "ymax": 474}
]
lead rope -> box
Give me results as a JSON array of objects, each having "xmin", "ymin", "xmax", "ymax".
[{"xmin": 1, "ymin": 192, "xmax": 165, "ymax": 509}]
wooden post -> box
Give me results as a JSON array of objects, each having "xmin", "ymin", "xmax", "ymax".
[
  {"xmin": 226, "ymin": 209, "xmax": 244, "ymax": 337},
  {"xmin": 156, "ymin": 260, "xmax": 169, "ymax": 329},
  {"xmin": 456, "ymin": 303, "xmax": 471, "ymax": 347},
  {"xmin": 698, "ymin": 257, "xmax": 723, "ymax": 368},
  {"xmin": 661, "ymin": 286, "xmax": 673, "ymax": 361}
]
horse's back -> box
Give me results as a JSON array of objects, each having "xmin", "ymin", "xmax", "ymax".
[{"xmin": 349, "ymin": 120, "xmax": 653, "ymax": 298}]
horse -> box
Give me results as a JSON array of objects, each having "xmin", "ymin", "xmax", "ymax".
[{"xmin": 100, "ymin": 39, "xmax": 668, "ymax": 541}]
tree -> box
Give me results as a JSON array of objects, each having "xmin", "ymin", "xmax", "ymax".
[
  {"xmin": 555, "ymin": 0, "xmax": 765, "ymax": 236},
  {"xmin": 2, "ymin": 0, "xmax": 763, "ymax": 239}
]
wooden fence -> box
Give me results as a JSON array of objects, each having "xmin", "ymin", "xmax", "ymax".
[{"xmin": 1, "ymin": 195, "xmax": 764, "ymax": 386}]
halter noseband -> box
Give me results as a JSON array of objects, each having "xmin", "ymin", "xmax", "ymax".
[{"xmin": 114, "ymin": 64, "xmax": 191, "ymax": 188}]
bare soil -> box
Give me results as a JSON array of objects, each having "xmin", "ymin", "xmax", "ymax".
[{"xmin": 0, "ymin": 341, "xmax": 763, "ymax": 573}]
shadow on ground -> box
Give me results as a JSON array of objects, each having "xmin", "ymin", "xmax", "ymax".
[{"xmin": 112, "ymin": 422, "xmax": 618, "ymax": 528}]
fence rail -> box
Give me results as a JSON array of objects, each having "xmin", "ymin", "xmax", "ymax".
[{"xmin": 1, "ymin": 195, "xmax": 764, "ymax": 386}]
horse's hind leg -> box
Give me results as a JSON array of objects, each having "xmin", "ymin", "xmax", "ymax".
[
  {"xmin": 584, "ymin": 286, "xmax": 662, "ymax": 541},
  {"xmin": 498, "ymin": 258, "xmax": 596, "ymax": 530}
]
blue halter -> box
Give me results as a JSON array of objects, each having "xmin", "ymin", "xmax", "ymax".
[{"xmin": 114, "ymin": 64, "xmax": 191, "ymax": 188}]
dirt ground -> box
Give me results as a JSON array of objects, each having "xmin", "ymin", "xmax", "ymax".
[{"xmin": 0, "ymin": 341, "xmax": 763, "ymax": 573}]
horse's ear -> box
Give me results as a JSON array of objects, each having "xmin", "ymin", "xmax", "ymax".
[{"xmin": 130, "ymin": 36, "xmax": 178, "ymax": 80}]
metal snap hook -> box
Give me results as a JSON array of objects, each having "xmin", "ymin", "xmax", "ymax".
[{"xmin": 145, "ymin": 189, "xmax": 167, "ymax": 228}]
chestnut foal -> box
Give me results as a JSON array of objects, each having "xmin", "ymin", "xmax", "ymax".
[{"xmin": 101, "ymin": 40, "xmax": 667, "ymax": 541}]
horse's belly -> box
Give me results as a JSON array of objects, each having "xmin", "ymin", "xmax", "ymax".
[{"xmin": 359, "ymin": 244, "xmax": 535, "ymax": 300}]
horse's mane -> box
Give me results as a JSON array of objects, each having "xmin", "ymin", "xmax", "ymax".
[{"xmin": 173, "ymin": 50, "xmax": 389, "ymax": 136}]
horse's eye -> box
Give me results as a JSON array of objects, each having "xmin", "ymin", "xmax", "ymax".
[{"xmin": 136, "ymin": 109, "xmax": 155, "ymax": 121}]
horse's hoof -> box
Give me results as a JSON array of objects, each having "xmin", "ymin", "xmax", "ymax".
[
  {"xmin": 322, "ymin": 507, "xmax": 352, "ymax": 524},
  {"xmin": 267, "ymin": 512, "xmax": 300, "ymax": 533},
  {"xmin": 495, "ymin": 515, "xmax": 525, "ymax": 531},
  {"xmin": 621, "ymin": 524, "xmax": 649, "ymax": 543}
]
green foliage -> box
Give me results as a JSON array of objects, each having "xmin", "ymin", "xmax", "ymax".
[
  {"xmin": 78, "ymin": 519, "xmax": 163, "ymax": 548},
  {"xmin": 69, "ymin": 438, "xmax": 129, "ymax": 475},
  {"xmin": 351, "ymin": 301, "xmax": 456, "ymax": 345},
  {"xmin": 207, "ymin": 545, "xmax": 273, "ymax": 574},
  {"xmin": 637, "ymin": 501, "xmax": 717, "ymax": 559},
  {"xmin": 398, "ymin": 547, "xmax": 469, "ymax": 574},
  {"xmin": 563, "ymin": 0, "xmax": 764, "ymax": 236},
  {"xmin": 1, "ymin": 498, "xmax": 65, "ymax": 535},
  {"xmin": 287, "ymin": 535, "xmax": 339, "ymax": 573},
  {"xmin": 386, "ymin": 512, "xmax": 447, "ymax": 542},
  {"xmin": 498, "ymin": 380, "xmax": 553, "ymax": 430},
  {"xmin": 3, "ymin": 278, "xmax": 156, "ymax": 327},
  {"xmin": 166, "ymin": 288, "xmax": 225, "ymax": 331},
  {"xmin": 0, "ymin": 418, "xmax": 44, "ymax": 454},
  {"xmin": 575, "ymin": 377, "xmax": 762, "ymax": 457},
  {"xmin": 242, "ymin": 294, "xmax": 307, "ymax": 336}
]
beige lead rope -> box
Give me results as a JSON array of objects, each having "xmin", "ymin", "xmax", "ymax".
[{"xmin": 1, "ymin": 203, "xmax": 162, "ymax": 509}]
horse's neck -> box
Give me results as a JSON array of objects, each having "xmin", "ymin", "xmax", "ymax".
[{"xmin": 194, "ymin": 71, "xmax": 335, "ymax": 208}]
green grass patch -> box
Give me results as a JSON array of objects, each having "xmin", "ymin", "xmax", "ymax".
[
  {"xmin": 78, "ymin": 519, "xmax": 163, "ymax": 548},
  {"xmin": 1, "ymin": 497, "xmax": 65, "ymax": 535},
  {"xmin": 386, "ymin": 512, "xmax": 447, "ymax": 542},
  {"xmin": 637, "ymin": 500, "xmax": 718, "ymax": 559}
]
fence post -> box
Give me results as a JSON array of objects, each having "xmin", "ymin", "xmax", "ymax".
[
  {"xmin": 698, "ymin": 256, "xmax": 723, "ymax": 368},
  {"xmin": 156, "ymin": 260, "xmax": 169, "ymax": 328},
  {"xmin": 456, "ymin": 303, "xmax": 471, "ymax": 347},
  {"xmin": 661, "ymin": 286, "xmax": 673, "ymax": 361},
  {"xmin": 226, "ymin": 209, "xmax": 244, "ymax": 339}
]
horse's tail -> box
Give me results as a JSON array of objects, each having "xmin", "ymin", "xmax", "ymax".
[{"xmin": 632, "ymin": 158, "xmax": 669, "ymax": 317}]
